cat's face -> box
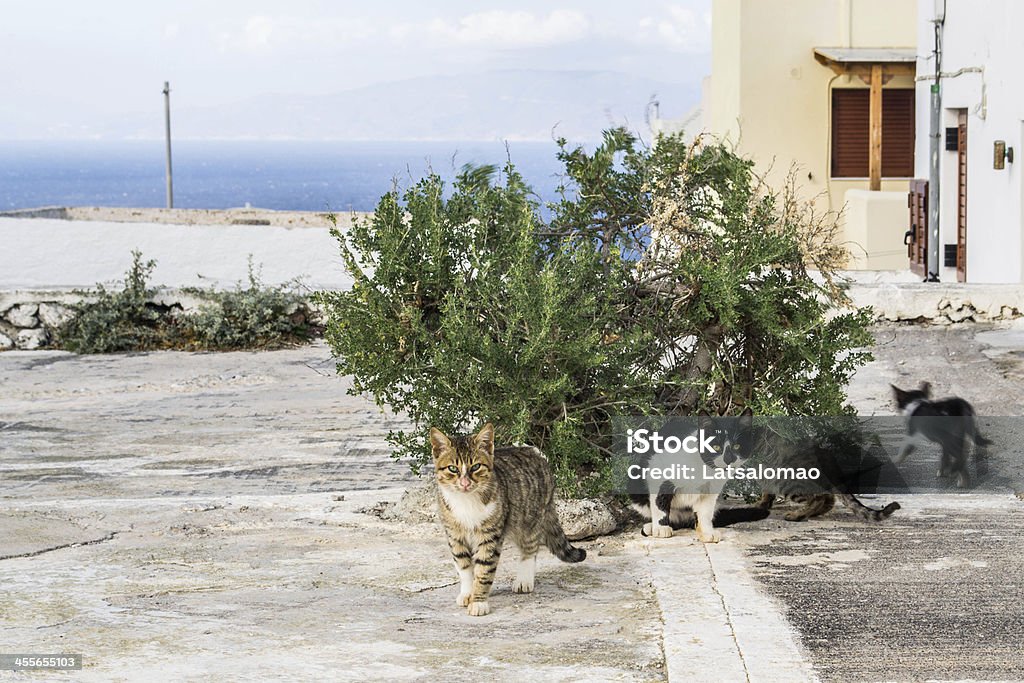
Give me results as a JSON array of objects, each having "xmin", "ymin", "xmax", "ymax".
[
  {"xmin": 698, "ymin": 408, "xmax": 754, "ymax": 467},
  {"xmin": 429, "ymin": 423, "xmax": 495, "ymax": 494},
  {"xmin": 891, "ymin": 381, "xmax": 931, "ymax": 410}
]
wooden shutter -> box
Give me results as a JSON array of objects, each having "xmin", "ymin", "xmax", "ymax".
[
  {"xmin": 832, "ymin": 89, "xmax": 869, "ymax": 177},
  {"xmin": 882, "ymin": 89, "xmax": 915, "ymax": 177},
  {"xmin": 957, "ymin": 112, "xmax": 967, "ymax": 282},
  {"xmin": 832, "ymin": 87, "xmax": 915, "ymax": 178}
]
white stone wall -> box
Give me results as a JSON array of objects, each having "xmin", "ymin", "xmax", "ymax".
[
  {"xmin": 0, "ymin": 292, "xmax": 80, "ymax": 350},
  {"xmin": 0, "ymin": 289, "xmax": 316, "ymax": 350}
]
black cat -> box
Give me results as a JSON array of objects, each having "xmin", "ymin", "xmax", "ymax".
[{"xmin": 891, "ymin": 382, "xmax": 992, "ymax": 488}]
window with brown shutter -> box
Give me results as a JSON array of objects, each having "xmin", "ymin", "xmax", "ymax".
[{"xmin": 831, "ymin": 88, "xmax": 915, "ymax": 178}]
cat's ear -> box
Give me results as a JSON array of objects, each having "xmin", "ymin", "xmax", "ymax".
[
  {"xmin": 428, "ymin": 427, "xmax": 452, "ymax": 459},
  {"xmin": 919, "ymin": 381, "xmax": 932, "ymax": 397},
  {"xmin": 890, "ymin": 384, "xmax": 904, "ymax": 398},
  {"xmin": 696, "ymin": 410, "xmax": 714, "ymax": 432},
  {"xmin": 475, "ymin": 423, "xmax": 495, "ymax": 458},
  {"xmin": 738, "ymin": 407, "xmax": 753, "ymax": 429}
]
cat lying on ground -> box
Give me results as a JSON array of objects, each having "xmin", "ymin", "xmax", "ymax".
[{"xmin": 629, "ymin": 409, "xmax": 758, "ymax": 543}]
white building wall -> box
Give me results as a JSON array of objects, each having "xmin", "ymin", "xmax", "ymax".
[{"xmin": 915, "ymin": 0, "xmax": 1024, "ymax": 283}]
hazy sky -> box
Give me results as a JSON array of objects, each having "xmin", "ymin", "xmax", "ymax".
[{"xmin": 0, "ymin": 1, "xmax": 711, "ymax": 139}]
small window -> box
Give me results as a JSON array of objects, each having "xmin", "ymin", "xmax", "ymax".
[{"xmin": 831, "ymin": 88, "xmax": 915, "ymax": 178}]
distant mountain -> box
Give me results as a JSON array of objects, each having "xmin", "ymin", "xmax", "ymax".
[{"xmin": 122, "ymin": 70, "xmax": 700, "ymax": 142}]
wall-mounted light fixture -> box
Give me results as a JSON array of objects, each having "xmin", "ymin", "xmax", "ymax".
[{"xmin": 994, "ymin": 140, "xmax": 1014, "ymax": 169}]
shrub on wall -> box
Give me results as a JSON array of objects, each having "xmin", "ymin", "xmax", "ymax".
[{"xmin": 55, "ymin": 251, "xmax": 317, "ymax": 353}]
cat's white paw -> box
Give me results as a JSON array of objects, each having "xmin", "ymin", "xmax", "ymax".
[
  {"xmin": 456, "ymin": 591, "xmax": 471, "ymax": 607},
  {"xmin": 641, "ymin": 522, "xmax": 653, "ymax": 536},
  {"xmin": 513, "ymin": 556, "xmax": 536, "ymax": 593},
  {"xmin": 512, "ymin": 579, "xmax": 534, "ymax": 594},
  {"xmin": 697, "ymin": 528, "xmax": 722, "ymax": 543},
  {"xmin": 651, "ymin": 523, "xmax": 674, "ymax": 538},
  {"xmin": 467, "ymin": 600, "xmax": 491, "ymax": 617}
]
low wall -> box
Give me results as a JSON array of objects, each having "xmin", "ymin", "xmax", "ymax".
[
  {"xmin": 847, "ymin": 283, "xmax": 1024, "ymax": 323},
  {"xmin": 0, "ymin": 290, "xmax": 213, "ymax": 350},
  {"xmin": 0, "ymin": 291, "xmax": 86, "ymax": 350},
  {"xmin": 843, "ymin": 190, "xmax": 909, "ymax": 270},
  {"xmin": 0, "ymin": 208, "xmax": 366, "ymax": 291},
  {"xmin": 0, "ymin": 288, "xmax": 316, "ymax": 350}
]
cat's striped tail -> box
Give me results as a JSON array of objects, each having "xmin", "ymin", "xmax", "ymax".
[
  {"xmin": 838, "ymin": 494, "xmax": 901, "ymax": 522},
  {"xmin": 543, "ymin": 507, "xmax": 586, "ymax": 563}
]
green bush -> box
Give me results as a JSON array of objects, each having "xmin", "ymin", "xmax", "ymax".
[
  {"xmin": 57, "ymin": 251, "xmax": 173, "ymax": 353},
  {"xmin": 56, "ymin": 251, "xmax": 317, "ymax": 353},
  {"xmin": 317, "ymin": 129, "xmax": 873, "ymax": 495},
  {"xmin": 179, "ymin": 259, "xmax": 318, "ymax": 351}
]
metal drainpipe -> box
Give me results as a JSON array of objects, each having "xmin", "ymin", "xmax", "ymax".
[{"xmin": 926, "ymin": 7, "xmax": 945, "ymax": 282}]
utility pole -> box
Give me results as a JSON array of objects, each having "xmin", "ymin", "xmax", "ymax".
[
  {"xmin": 163, "ymin": 81, "xmax": 174, "ymax": 209},
  {"xmin": 926, "ymin": 7, "xmax": 944, "ymax": 281}
]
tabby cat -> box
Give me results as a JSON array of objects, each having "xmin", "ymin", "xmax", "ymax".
[
  {"xmin": 755, "ymin": 491, "xmax": 900, "ymax": 522},
  {"xmin": 430, "ymin": 423, "xmax": 586, "ymax": 617},
  {"xmin": 754, "ymin": 424, "xmax": 900, "ymax": 522}
]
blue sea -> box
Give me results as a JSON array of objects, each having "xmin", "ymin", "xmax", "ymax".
[{"xmin": 0, "ymin": 140, "xmax": 570, "ymax": 213}]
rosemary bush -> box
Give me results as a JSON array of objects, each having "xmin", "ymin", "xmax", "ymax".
[{"xmin": 317, "ymin": 130, "xmax": 873, "ymax": 495}]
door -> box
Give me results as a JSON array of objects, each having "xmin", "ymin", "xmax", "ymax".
[
  {"xmin": 907, "ymin": 179, "xmax": 928, "ymax": 277},
  {"xmin": 957, "ymin": 111, "xmax": 968, "ymax": 282}
]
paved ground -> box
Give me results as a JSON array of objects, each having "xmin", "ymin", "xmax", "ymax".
[
  {"xmin": 0, "ymin": 347, "xmax": 664, "ymax": 682},
  {"xmin": 2, "ymin": 324, "xmax": 1024, "ymax": 681},
  {"xmin": 746, "ymin": 322, "xmax": 1024, "ymax": 683}
]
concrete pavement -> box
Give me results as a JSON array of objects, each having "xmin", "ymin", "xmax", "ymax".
[{"xmin": 3, "ymin": 324, "xmax": 1024, "ymax": 681}]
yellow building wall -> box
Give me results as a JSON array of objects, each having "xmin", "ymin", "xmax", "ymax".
[{"xmin": 709, "ymin": 0, "xmax": 917, "ymax": 222}]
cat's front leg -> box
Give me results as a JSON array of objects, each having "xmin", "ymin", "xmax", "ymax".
[
  {"xmin": 897, "ymin": 436, "xmax": 921, "ymax": 462},
  {"xmin": 646, "ymin": 492, "xmax": 674, "ymax": 538},
  {"xmin": 895, "ymin": 430, "xmax": 927, "ymax": 464},
  {"xmin": 447, "ymin": 534, "xmax": 475, "ymax": 607},
  {"xmin": 693, "ymin": 496, "xmax": 722, "ymax": 543},
  {"xmin": 468, "ymin": 527, "xmax": 502, "ymax": 616}
]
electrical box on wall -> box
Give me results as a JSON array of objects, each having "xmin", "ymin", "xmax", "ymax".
[{"xmin": 945, "ymin": 128, "xmax": 959, "ymax": 151}]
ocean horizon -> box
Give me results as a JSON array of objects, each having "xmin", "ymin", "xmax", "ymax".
[{"xmin": 0, "ymin": 139, "xmax": 570, "ymax": 213}]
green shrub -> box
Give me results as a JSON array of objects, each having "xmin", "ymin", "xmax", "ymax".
[
  {"xmin": 317, "ymin": 129, "xmax": 874, "ymax": 495},
  {"xmin": 56, "ymin": 252, "xmax": 317, "ymax": 353},
  {"xmin": 57, "ymin": 251, "xmax": 173, "ymax": 353},
  {"xmin": 179, "ymin": 259, "xmax": 318, "ymax": 351}
]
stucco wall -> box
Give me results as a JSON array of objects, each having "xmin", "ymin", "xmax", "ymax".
[
  {"xmin": 0, "ymin": 217, "xmax": 354, "ymax": 291},
  {"xmin": 710, "ymin": 0, "xmax": 917, "ymax": 250},
  {"xmin": 915, "ymin": 0, "xmax": 1024, "ymax": 283},
  {"xmin": 844, "ymin": 189, "xmax": 911, "ymax": 269}
]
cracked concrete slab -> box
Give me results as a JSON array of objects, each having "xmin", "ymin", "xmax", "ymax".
[
  {"xmin": 642, "ymin": 535, "xmax": 816, "ymax": 682},
  {"xmin": 0, "ymin": 512, "xmax": 118, "ymax": 559}
]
